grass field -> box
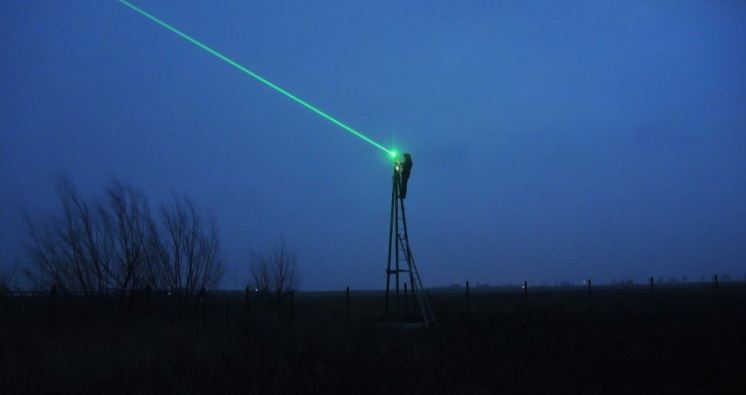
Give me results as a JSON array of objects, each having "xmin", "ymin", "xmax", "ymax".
[{"xmin": 2, "ymin": 284, "xmax": 745, "ymax": 394}]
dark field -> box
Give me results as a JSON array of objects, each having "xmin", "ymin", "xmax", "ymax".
[{"xmin": 2, "ymin": 284, "xmax": 745, "ymax": 394}]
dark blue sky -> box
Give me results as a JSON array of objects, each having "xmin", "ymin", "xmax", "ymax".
[{"xmin": 2, "ymin": 1, "xmax": 745, "ymax": 289}]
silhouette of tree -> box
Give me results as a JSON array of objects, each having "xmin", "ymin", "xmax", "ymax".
[
  {"xmin": 248, "ymin": 250, "xmax": 271, "ymax": 292},
  {"xmin": 152, "ymin": 196, "xmax": 224, "ymax": 295},
  {"xmin": 248, "ymin": 237, "xmax": 301, "ymax": 295},
  {"xmin": 103, "ymin": 181, "xmax": 155, "ymax": 298},
  {"xmin": 25, "ymin": 177, "xmax": 113, "ymax": 295},
  {"xmin": 23, "ymin": 177, "xmax": 224, "ymax": 298}
]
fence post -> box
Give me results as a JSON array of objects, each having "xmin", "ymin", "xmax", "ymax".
[
  {"xmin": 223, "ymin": 300, "xmax": 230, "ymax": 328},
  {"xmin": 649, "ymin": 277, "xmax": 655, "ymax": 295},
  {"xmin": 199, "ymin": 287, "xmax": 207, "ymax": 329},
  {"xmin": 145, "ymin": 285, "xmax": 153, "ymax": 311},
  {"xmin": 345, "ymin": 286, "xmax": 350, "ymax": 318},
  {"xmin": 289, "ymin": 290, "xmax": 295, "ymax": 318},
  {"xmin": 523, "ymin": 281, "xmax": 528, "ymax": 305},
  {"xmin": 244, "ymin": 286, "xmax": 252, "ymax": 332},
  {"xmin": 245, "ymin": 286, "xmax": 251, "ymax": 315},
  {"xmin": 410, "ymin": 281, "xmax": 416, "ymax": 313},
  {"xmin": 465, "ymin": 280, "xmax": 470, "ymax": 313},
  {"xmin": 586, "ymin": 279, "xmax": 593, "ymax": 314}
]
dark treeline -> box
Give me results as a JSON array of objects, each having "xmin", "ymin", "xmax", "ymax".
[{"xmin": 22, "ymin": 177, "xmax": 224, "ymax": 300}]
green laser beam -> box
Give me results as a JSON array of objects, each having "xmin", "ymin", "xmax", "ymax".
[{"xmin": 117, "ymin": 0, "xmax": 394, "ymax": 157}]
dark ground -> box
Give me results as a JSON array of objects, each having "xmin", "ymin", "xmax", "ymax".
[{"xmin": 2, "ymin": 284, "xmax": 745, "ymax": 394}]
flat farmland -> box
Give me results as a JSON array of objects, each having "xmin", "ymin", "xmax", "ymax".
[{"xmin": 2, "ymin": 284, "xmax": 745, "ymax": 394}]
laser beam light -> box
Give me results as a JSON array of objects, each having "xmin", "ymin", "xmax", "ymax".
[{"xmin": 117, "ymin": 0, "xmax": 394, "ymax": 157}]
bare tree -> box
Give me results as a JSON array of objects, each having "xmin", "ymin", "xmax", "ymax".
[
  {"xmin": 24, "ymin": 177, "xmax": 114, "ymax": 295},
  {"xmin": 103, "ymin": 181, "xmax": 154, "ymax": 298},
  {"xmin": 23, "ymin": 177, "xmax": 224, "ymax": 299},
  {"xmin": 248, "ymin": 238, "xmax": 301, "ymax": 295},
  {"xmin": 154, "ymin": 196, "xmax": 224, "ymax": 295},
  {"xmin": 248, "ymin": 250, "xmax": 271, "ymax": 292}
]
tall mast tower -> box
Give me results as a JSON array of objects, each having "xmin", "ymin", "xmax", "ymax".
[{"xmin": 385, "ymin": 153, "xmax": 436, "ymax": 328}]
